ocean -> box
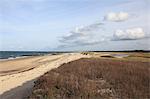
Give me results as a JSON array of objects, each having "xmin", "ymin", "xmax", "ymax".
[{"xmin": 0, "ymin": 51, "xmax": 58, "ymax": 59}]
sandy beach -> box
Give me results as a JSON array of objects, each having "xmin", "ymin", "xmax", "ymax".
[{"xmin": 0, "ymin": 53, "xmax": 90, "ymax": 97}]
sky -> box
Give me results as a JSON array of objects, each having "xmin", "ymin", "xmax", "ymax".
[{"xmin": 0, "ymin": 0, "xmax": 149, "ymax": 51}]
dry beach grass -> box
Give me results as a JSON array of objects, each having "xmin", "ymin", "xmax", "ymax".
[
  {"xmin": 29, "ymin": 57, "xmax": 150, "ymax": 99},
  {"xmin": 0, "ymin": 53, "xmax": 90, "ymax": 97},
  {"xmin": 0, "ymin": 52, "xmax": 149, "ymax": 99}
]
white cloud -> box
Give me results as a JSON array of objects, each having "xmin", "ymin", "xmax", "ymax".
[
  {"xmin": 60, "ymin": 27, "xmax": 88, "ymax": 43},
  {"xmin": 105, "ymin": 12, "xmax": 129, "ymax": 22},
  {"xmin": 58, "ymin": 23, "xmax": 105, "ymax": 49},
  {"xmin": 113, "ymin": 28, "xmax": 145, "ymax": 40},
  {"xmin": 60, "ymin": 27, "xmax": 96, "ymax": 45}
]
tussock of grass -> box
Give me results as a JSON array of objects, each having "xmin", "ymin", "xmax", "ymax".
[{"xmin": 29, "ymin": 58, "xmax": 150, "ymax": 99}]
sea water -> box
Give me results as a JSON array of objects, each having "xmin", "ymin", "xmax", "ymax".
[{"xmin": 0, "ymin": 51, "xmax": 53, "ymax": 59}]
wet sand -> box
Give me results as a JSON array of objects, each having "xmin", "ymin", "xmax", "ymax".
[{"xmin": 0, "ymin": 56, "xmax": 47, "ymax": 76}]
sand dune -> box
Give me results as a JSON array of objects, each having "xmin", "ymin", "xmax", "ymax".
[{"xmin": 0, "ymin": 53, "xmax": 90, "ymax": 95}]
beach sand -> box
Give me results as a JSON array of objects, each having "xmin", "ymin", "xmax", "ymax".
[
  {"xmin": 0, "ymin": 53, "xmax": 90, "ymax": 98},
  {"xmin": 0, "ymin": 56, "xmax": 49, "ymax": 76}
]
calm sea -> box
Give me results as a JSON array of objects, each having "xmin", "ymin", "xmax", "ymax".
[{"xmin": 0, "ymin": 51, "xmax": 58, "ymax": 59}]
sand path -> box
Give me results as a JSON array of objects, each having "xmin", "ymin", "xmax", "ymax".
[{"xmin": 0, "ymin": 53, "xmax": 90, "ymax": 95}]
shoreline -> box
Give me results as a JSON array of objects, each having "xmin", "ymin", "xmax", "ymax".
[
  {"xmin": 0, "ymin": 52, "xmax": 149, "ymax": 99},
  {"xmin": 0, "ymin": 53, "xmax": 90, "ymax": 96},
  {"xmin": 0, "ymin": 53, "xmax": 53, "ymax": 62},
  {"xmin": 0, "ymin": 56, "xmax": 45, "ymax": 76}
]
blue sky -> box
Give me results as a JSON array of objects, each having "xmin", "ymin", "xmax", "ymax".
[{"xmin": 0, "ymin": 0, "xmax": 149, "ymax": 51}]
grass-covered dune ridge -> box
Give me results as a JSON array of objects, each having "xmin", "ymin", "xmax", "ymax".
[{"xmin": 29, "ymin": 58, "xmax": 149, "ymax": 99}]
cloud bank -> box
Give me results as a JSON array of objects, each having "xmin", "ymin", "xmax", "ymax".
[
  {"xmin": 58, "ymin": 22, "xmax": 104, "ymax": 49},
  {"xmin": 105, "ymin": 12, "xmax": 129, "ymax": 22},
  {"xmin": 56, "ymin": 10, "xmax": 147, "ymax": 50},
  {"xmin": 113, "ymin": 28, "xmax": 145, "ymax": 40}
]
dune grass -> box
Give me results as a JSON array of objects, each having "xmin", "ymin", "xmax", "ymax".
[{"xmin": 29, "ymin": 58, "xmax": 149, "ymax": 99}]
